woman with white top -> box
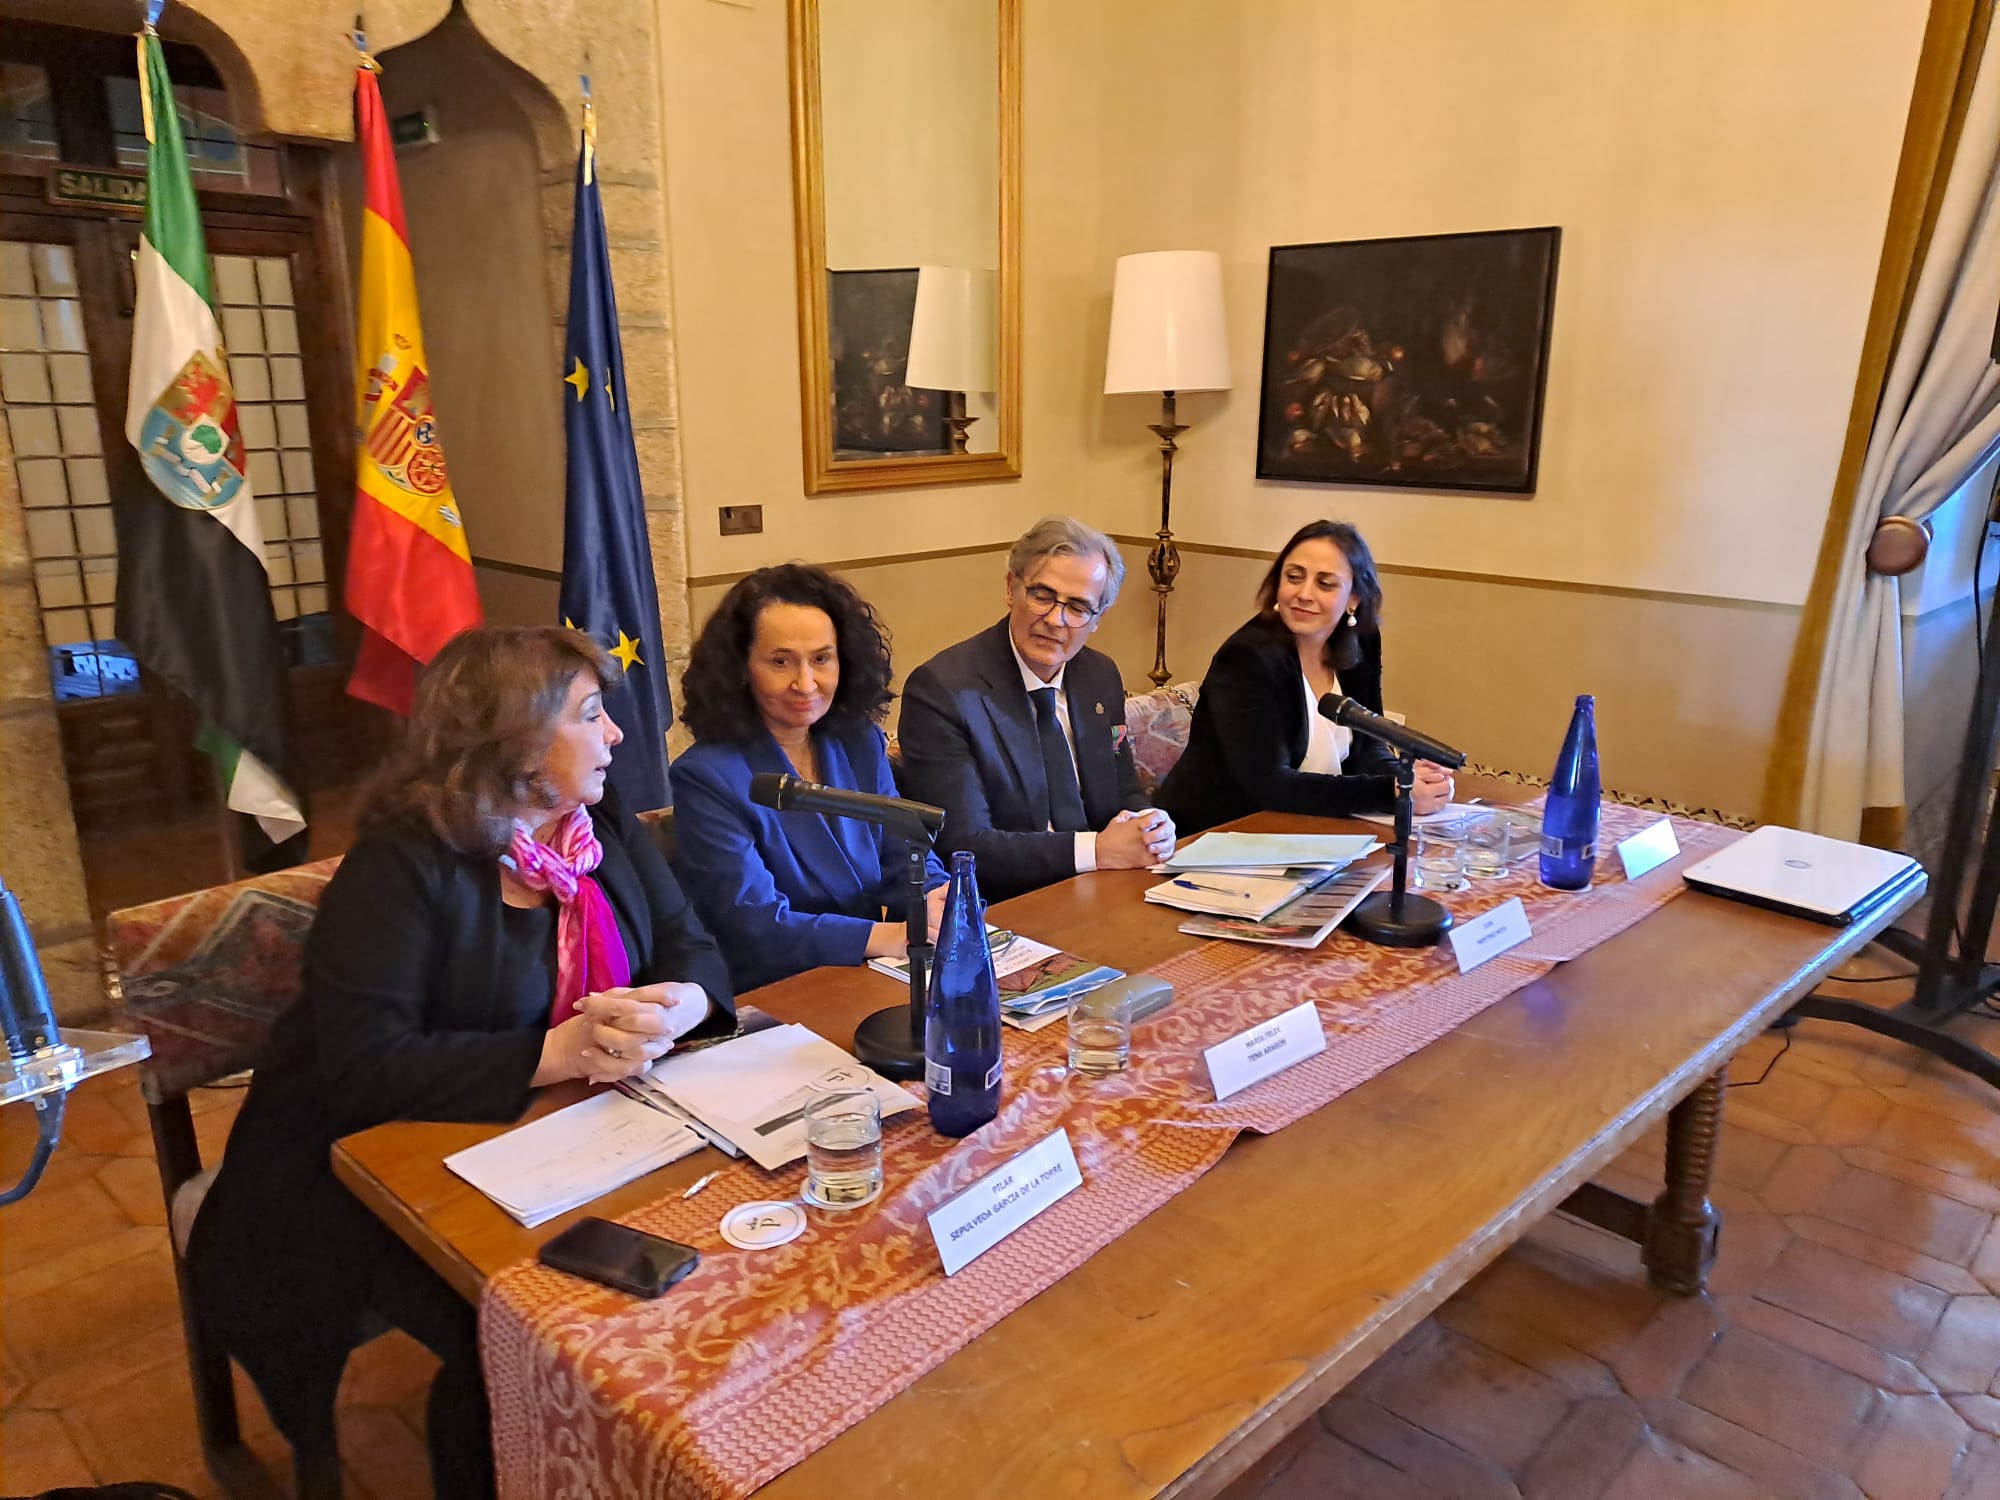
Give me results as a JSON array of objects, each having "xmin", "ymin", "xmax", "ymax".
[{"xmin": 1156, "ymin": 520, "xmax": 1453, "ymax": 834}]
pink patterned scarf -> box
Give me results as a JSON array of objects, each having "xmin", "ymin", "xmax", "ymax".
[{"xmin": 506, "ymin": 806, "xmax": 631, "ymax": 1025}]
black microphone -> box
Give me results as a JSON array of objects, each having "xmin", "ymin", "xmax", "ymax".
[
  {"xmin": 1317, "ymin": 694, "xmax": 1467, "ymax": 770},
  {"xmin": 748, "ymin": 771, "xmax": 946, "ymax": 836}
]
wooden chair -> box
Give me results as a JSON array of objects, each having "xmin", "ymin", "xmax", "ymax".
[
  {"xmin": 1123, "ymin": 681, "xmax": 1201, "ymax": 796},
  {"xmin": 105, "ymin": 860, "xmax": 343, "ymax": 1500}
]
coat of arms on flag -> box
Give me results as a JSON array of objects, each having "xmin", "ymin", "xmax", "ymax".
[
  {"xmin": 360, "ymin": 349, "xmax": 451, "ymax": 499},
  {"xmin": 135, "ymin": 349, "xmax": 247, "ymax": 512}
]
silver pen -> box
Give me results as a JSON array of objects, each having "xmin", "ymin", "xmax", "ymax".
[{"xmin": 681, "ymin": 1168, "xmax": 725, "ymax": 1199}]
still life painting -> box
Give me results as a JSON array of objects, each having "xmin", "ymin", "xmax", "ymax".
[
  {"xmin": 827, "ymin": 268, "xmax": 946, "ymax": 456},
  {"xmin": 1256, "ymin": 226, "xmax": 1560, "ymax": 493}
]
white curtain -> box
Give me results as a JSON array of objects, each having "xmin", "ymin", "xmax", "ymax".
[{"xmin": 1799, "ymin": 26, "xmax": 2000, "ymax": 839}]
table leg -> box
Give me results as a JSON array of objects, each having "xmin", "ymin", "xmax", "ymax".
[{"xmin": 1644, "ymin": 1068, "xmax": 1725, "ymax": 1295}]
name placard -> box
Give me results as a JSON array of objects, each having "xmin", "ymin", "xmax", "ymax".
[
  {"xmin": 1617, "ymin": 818, "xmax": 1681, "ymax": 880},
  {"xmin": 1447, "ymin": 897, "xmax": 1532, "ymax": 973},
  {"xmin": 1204, "ymin": 999, "xmax": 1326, "ymax": 1101},
  {"xmin": 927, "ymin": 1129, "xmax": 1082, "ymax": 1276}
]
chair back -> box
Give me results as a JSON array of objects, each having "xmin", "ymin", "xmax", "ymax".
[
  {"xmin": 635, "ymin": 805, "xmax": 677, "ymax": 865},
  {"xmin": 1124, "ymin": 682, "xmax": 1202, "ymax": 796},
  {"xmin": 106, "ymin": 859, "xmax": 343, "ymax": 1106}
]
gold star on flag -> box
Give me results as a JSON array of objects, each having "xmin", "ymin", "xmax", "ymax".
[
  {"xmin": 563, "ymin": 616, "xmax": 578, "ymax": 630},
  {"xmin": 564, "ymin": 357, "xmax": 590, "ymax": 401},
  {"xmin": 609, "ymin": 628, "xmax": 643, "ymax": 672}
]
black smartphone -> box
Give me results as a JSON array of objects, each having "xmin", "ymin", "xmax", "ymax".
[{"xmin": 538, "ymin": 1217, "xmax": 700, "ymax": 1298}]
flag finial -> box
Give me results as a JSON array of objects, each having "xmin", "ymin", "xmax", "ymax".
[
  {"xmin": 143, "ymin": 0, "xmax": 168, "ymax": 34},
  {"xmin": 580, "ymin": 62, "xmax": 596, "ymax": 182},
  {"xmin": 352, "ymin": 12, "xmax": 380, "ymax": 73}
]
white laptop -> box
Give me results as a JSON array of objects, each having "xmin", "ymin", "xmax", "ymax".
[{"xmin": 1682, "ymin": 825, "xmax": 1923, "ymax": 926}]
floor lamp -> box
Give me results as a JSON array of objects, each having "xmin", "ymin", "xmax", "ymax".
[
  {"xmin": 906, "ymin": 266, "xmax": 998, "ymax": 455},
  {"xmin": 1104, "ymin": 251, "xmax": 1232, "ymax": 687}
]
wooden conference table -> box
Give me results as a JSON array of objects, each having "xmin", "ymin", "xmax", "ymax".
[{"xmin": 333, "ymin": 795, "xmax": 1922, "ymax": 1498}]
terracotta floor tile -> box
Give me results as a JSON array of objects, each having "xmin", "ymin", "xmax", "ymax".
[
  {"xmin": 1703, "ymin": 1205, "xmax": 1794, "ymax": 1299},
  {"xmin": 1458, "ymin": 1241, "xmax": 1663, "ymax": 1367},
  {"xmin": 0, "ymin": 1409, "xmax": 99, "ymax": 1493},
  {"xmin": 1319, "ymin": 1395, "xmax": 1522, "ymax": 1499},
  {"xmin": 2, "ymin": 1337, "xmax": 25, "ymax": 1407},
  {"xmin": 57, "ymin": 1356, "xmax": 211, "ymax": 1490},
  {"xmin": 28, "ymin": 1083, "xmax": 147, "ymax": 1158},
  {"xmin": 1598, "ymin": 1431, "xmax": 1777, "ymax": 1500},
  {"xmin": 1813, "ymin": 1087, "xmax": 1895, "ymax": 1148},
  {"xmin": 1680, "ymin": 1326, "xmax": 1884, "ymax": 1467},
  {"xmin": 1607, "ymin": 1290, "xmax": 1724, "ymax": 1401},
  {"xmin": 1722, "ymin": 1293, "xmax": 1935, "ymax": 1395},
  {"xmin": 1728, "ymin": 1064, "xmax": 1837, "ymax": 1132},
  {"xmin": 1643, "ymin": 1396, "xmax": 1869, "ymax": 1500},
  {"xmin": 0, "ymin": 1173, "xmax": 133, "ymax": 1277},
  {"xmin": 1215, "ymin": 1421, "xmax": 1320, "ymax": 1500},
  {"xmin": 1431, "ymin": 1295, "xmax": 1623, "ymax": 1400},
  {"xmin": 1920, "ymin": 1296, "xmax": 2000, "ymax": 1396},
  {"xmin": 1808, "ymin": 1163, "xmax": 1991, "ymax": 1266},
  {"xmin": 337, "ymin": 1329, "xmax": 440, "ymax": 1410},
  {"xmin": 1944, "ymin": 1433, "xmax": 2000, "ymax": 1500},
  {"xmin": 1357, "ymin": 1323, "xmax": 1573, "ymax": 1472},
  {"xmin": 1, "ymin": 1222, "xmax": 165, "ymax": 1304},
  {"xmin": 20, "ymin": 1316, "xmax": 189, "ymax": 1413},
  {"xmin": 1785, "ymin": 1213, "xmax": 1988, "ymax": 1295},
  {"xmin": 1753, "ymin": 1236, "xmax": 1950, "ymax": 1358},
  {"xmin": 1866, "ymin": 1095, "xmax": 2000, "ymax": 1181},
  {"xmin": 1724, "ymin": 1100, "xmax": 1823, "ymax": 1147},
  {"xmin": 4, "ymin": 1239, "xmax": 180, "ymax": 1385},
  {"xmin": 1757, "ymin": 1144, "xmax": 1850, "ymax": 1215},
  {"xmin": 1855, "ymin": 1392, "xmax": 1973, "ymax": 1500},
  {"xmin": 1977, "ymin": 1218, "xmax": 2000, "ymax": 1295},
  {"xmin": 91, "ymin": 1152, "xmax": 170, "ymax": 1229},
  {"xmin": 1517, "ymin": 1394, "xmax": 1646, "ymax": 1500},
  {"xmin": 1947, "ymin": 1393, "xmax": 2000, "ymax": 1439},
  {"xmin": 337, "ymin": 1405, "xmax": 434, "ymax": 1500},
  {"xmin": 1256, "ymin": 1428, "xmax": 1435, "ymax": 1500},
  {"xmin": 1529, "ymin": 1212, "xmax": 1645, "ymax": 1282},
  {"xmin": 1715, "ymin": 1122, "xmax": 1791, "ymax": 1193},
  {"xmin": 1841, "ymin": 1144, "xmax": 2000, "ymax": 1216}
]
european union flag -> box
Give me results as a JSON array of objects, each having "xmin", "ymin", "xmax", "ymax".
[{"xmin": 559, "ymin": 126, "xmax": 672, "ymax": 811}]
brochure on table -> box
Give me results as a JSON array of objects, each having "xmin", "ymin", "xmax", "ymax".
[
  {"xmin": 1144, "ymin": 864, "xmax": 1346, "ymax": 921},
  {"xmin": 633, "ymin": 1023, "xmax": 919, "ymax": 1172},
  {"xmin": 871, "ymin": 927, "xmax": 1122, "ymax": 1024},
  {"xmin": 1178, "ymin": 864, "xmax": 1391, "ymax": 949}
]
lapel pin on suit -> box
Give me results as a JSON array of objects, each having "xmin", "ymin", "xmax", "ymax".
[{"xmin": 1094, "ymin": 702, "xmax": 1104, "ymax": 714}]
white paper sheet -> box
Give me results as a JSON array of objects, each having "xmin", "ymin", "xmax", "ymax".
[{"xmin": 443, "ymin": 1091, "xmax": 705, "ymax": 1228}]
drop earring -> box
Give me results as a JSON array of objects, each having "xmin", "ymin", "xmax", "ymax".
[{"xmin": 1345, "ymin": 607, "xmax": 1358, "ymax": 629}]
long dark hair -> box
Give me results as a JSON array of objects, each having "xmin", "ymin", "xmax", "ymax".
[
  {"xmin": 680, "ymin": 562, "xmax": 895, "ymax": 743},
  {"xmin": 361, "ymin": 625, "xmax": 618, "ymax": 856},
  {"xmin": 1256, "ymin": 519, "xmax": 1383, "ymax": 673}
]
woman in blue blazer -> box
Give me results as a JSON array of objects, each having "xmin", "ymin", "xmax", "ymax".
[{"xmin": 672, "ymin": 563, "xmax": 947, "ymax": 992}]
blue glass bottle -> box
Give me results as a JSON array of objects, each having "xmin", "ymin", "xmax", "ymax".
[
  {"xmin": 924, "ymin": 851, "xmax": 1002, "ymax": 1138},
  {"xmin": 1539, "ymin": 695, "xmax": 1602, "ymax": 890}
]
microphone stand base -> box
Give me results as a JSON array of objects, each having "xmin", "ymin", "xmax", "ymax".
[
  {"xmin": 852, "ymin": 1004, "xmax": 926, "ymax": 1081},
  {"xmin": 1345, "ymin": 890, "xmax": 1453, "ymax": 948}
]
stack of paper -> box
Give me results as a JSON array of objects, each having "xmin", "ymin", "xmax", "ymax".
[
  {"xmin": 634, "ymin": 1023, "xmax": 920, "ymax": 1171},
  {"xmin": 1162, "ymin": 831, "xmax": 1379, "ymax": 870},
  {"xmin": 443, "ymin": 1091, "xmax": 706, "ymax": 1227},
  {"xmin": 1177, "ymin": 864, "xmax": 1392, "ymax": 949},
  {"xmin": 1144, "ymin": 865, "xmax": 1339, "ymax": 920},
  {"xmin": 872, "ymin": 928, "xmax": 1123, "ymax": 1033}
]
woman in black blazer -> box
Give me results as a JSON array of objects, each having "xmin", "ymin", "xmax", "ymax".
[
  {"xmin": 189, "ymin": 626, "xmax": 734, "ymax": 1500},
  {"xmin": 1158, "ymin": 520, "xmax": 1454, "ymax": 834}
]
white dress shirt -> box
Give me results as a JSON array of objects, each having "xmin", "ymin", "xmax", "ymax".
[
  {"xmin": 1010, "ymin": 638, "xmax": 1098, "ymax": 873},
  {"xmin": 1298, "ymin": 670, "xmax": 1351, "ymax": 775}
]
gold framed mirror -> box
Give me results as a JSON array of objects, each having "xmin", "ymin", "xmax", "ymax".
[{"xmin": 788, "ymin": 0, "xmax": 1021, "ymax": 493}]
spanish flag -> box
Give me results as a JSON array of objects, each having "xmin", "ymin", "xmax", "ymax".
[{"xmin": 345, "ymin": 57, "xmax": 480, "ymax": 714}]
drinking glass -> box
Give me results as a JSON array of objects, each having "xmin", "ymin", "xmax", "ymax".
[
  {"xmin": 1461, "ymin": 811, "xmax": 1517, "ymax": 878},
  {"xmin": 1067, "ymin": 985, "xmax": 1131, "ymax": 1077},
  {"xmin": 1413, "ymin": 818, "xmax": 1468, "ymax": 892},
  {"xmin": 802, "ymin": 1079, "xmax": 883, "ymax": 1209}
]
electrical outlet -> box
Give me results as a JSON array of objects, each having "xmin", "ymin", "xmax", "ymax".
[{"xmin": 719, "ymin": 504, "xmax": 763, "ymax": 536}]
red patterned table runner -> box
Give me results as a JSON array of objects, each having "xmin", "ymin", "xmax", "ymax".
[{"xmin": 481, "ymin": 804, "xmax": 1740, "ymax": 1498}]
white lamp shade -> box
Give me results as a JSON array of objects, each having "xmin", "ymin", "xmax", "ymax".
[
  {"xmin": 1103, "ymin": 250, "xmax": 1232, "ymax": 395},
  {"xmin": 904, "ymin": 266, "xmax": 998, "ymax": 393}
]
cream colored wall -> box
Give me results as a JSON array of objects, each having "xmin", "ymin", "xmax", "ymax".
[{"xmin": 659, "ymin": 0, "xmax": 1934, "ymax": 818}]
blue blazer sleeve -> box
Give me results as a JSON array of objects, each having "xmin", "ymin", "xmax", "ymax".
[
  {"xmin": 669, "ymin": 746, "xmax": 878, "ymax": 988},
  {"xmin": 862, "ymin": 727, "xmax": 949, "ymax": 904}
]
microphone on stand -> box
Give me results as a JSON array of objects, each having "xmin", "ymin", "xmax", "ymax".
[
  {"xmin": 1316, "ymin": 695, "xmax": 1467, "ymax": 770},
  {"xmin": 748, "ymin": 772, "xmax": 945, "ymax": 839}
]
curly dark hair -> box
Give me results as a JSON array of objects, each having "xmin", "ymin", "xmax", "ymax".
[
  {"xmin": 680, "ymin": 563, "xmax": 896, "ymax": 744},
  {"xmin": 361, "ymin": 625, "xmax": 619, "ymax": 857},
  {"xmin": 1255, "ymin": 519, "xmax": 1384, "ymax": 674}
]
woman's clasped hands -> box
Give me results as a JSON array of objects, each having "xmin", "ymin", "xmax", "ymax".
[{"xmin": 540, "ymin": 982, "xmax": 712, "ymax": 1085}]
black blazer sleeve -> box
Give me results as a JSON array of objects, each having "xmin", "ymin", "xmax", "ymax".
[
  {"xmin": 899, "ymin": 660, "xmax": 1077, "ymax": 898},
  {"xmin": 603, "ymin": 794, "xmax": 737, "ymax": 1035},
  {"xmin": 307, "ymin": 835, "xmax": 546, "ymax": 1135}
]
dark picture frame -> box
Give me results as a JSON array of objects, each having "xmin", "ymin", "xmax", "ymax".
[
  {"xmin": 1255, "ymin": 226, "xmax": 1561, "ymax": 494},
  {"xmin": 826, "ymin": 267, "xmax": 947, "ymax": 457}
]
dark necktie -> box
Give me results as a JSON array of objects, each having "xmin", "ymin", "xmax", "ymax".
[{"xmin": 1029, "ymin": 686, "xmax": 1089, "ymax": 833}]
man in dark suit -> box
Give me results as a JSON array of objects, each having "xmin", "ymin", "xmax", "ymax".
[{"xmin": 899, "ymin": 516, "xmax": 1176, "ymax": 899}]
